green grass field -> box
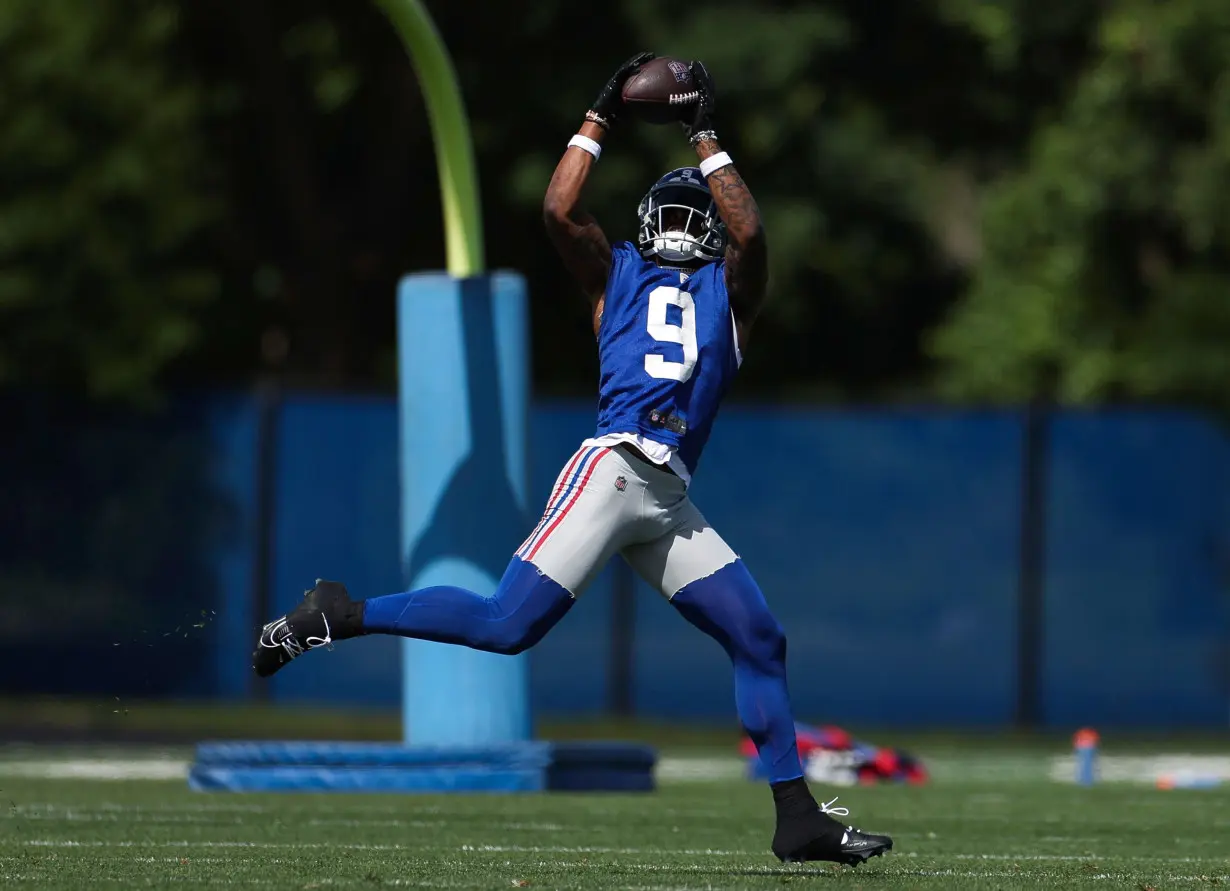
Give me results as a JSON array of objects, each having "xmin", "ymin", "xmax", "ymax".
[{"xmin": 1, "ymin": 740, "xmax": 1228, "ymax": 890}]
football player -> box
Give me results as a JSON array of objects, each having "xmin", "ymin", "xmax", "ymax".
[{"xmin": 253, "ymin": 53, "xmax": 893, "ymax": 867}]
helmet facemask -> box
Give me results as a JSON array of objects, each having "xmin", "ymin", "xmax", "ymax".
[{"xmin": 637, "ymin": 174, "xmax": 727, "ymax": 265}]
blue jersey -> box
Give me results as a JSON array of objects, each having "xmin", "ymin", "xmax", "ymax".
[{"xmin": 592, "ymin": 241, "xmax": 741, "ymax": 476}]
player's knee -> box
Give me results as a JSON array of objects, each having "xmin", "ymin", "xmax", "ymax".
[
  {"xmin": 465, "ymin": 608, "xmax": 550, "ymax": 655},
  {"xmin": 713, "ymin": 561, "xmax": 786, "ymax": 666},
  {"xmin": 671, "ymin": 561, "xmax": 787, "ymax": 672},
  {"xmin": 482, "ymin": 629, "xmax": 531, "ymax": 656},
  {"xmin": 743, "ymin": 608, "xmax": 787, "ymax": 671},
  {"xmin": 479, "ymin": 560, "xmax": 575, "ymax": 655}
]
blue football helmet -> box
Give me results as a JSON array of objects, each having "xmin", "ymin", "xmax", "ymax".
[{"xmin": 636, "ymin": 167, "xmax": 727, "ymax": 265}]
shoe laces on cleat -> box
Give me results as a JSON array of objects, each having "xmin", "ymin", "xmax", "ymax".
[
  {"xmin": 259, "ymin": 614, "xmax": 334, "ymax": 661},
  {"xmin": 818, "ymin": 797, "xmax": 853, "ymax": 845},
  {"xmin": 819, "ymin": 796, "xmax": 849, "ymax": 818},
  {"xmin": 304, "ymin": 614, "xmax": 335, "ymax": 652}
]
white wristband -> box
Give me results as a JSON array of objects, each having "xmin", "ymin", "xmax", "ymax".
[
  {"xmin": 568, "ymin": 134, "xmax": 602, "ymax": 160},
  {"xmin": 699, "ymin": 151, "xmax": 732, "ymax": 178}
]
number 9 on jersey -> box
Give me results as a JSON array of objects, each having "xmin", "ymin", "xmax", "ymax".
[{"xmin": 644, "ymin": 286, "xmax": 698, "ymax": 382}]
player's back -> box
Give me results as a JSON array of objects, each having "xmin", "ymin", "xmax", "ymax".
[{"xmin": 592, "ymin": 241, "xmax": 741, "ymax": 478}]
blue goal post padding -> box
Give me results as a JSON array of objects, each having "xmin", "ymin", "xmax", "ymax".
[
  {"xmin": 397, "ymin": 272, "xmax": 532, "ymax": 747},
  {"xmin": 188, "ymin": 740, "xmax": 659, "ymax": 793}
]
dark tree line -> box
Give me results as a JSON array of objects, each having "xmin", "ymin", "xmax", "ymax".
[{"xmin": 4, "ymin": 0, "xmax": 1229, "ymax": 410}]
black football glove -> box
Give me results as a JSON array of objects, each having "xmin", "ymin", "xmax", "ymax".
[
  {"xmin": 587, "ymin": 51, "xmax": 655, "ymax": 129},
  {"xmin": 680, "ymin": 61, "xmax": 717, "ymax": 144}
]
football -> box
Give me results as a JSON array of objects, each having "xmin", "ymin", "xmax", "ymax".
[{"xmin": 621, "ymin": 57, "xmax": 699, "ymax": 124}]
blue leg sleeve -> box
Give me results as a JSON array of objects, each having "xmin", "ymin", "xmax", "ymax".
[
  {"xmin": 360, "ymin": 557, "xmax": 573, "ymax": 656},
  {"xmin": 670, "ymin": 559, "xmax": 804, "ymax": 784}
]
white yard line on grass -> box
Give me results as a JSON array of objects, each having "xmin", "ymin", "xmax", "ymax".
[
  {"xmin": 461, "ymin": 844, "xmax": 754, "ymax": 857},
  {"xmin": 10, "ymin": 802, "xmax": 272, "ymax": 814},
  {"xmin": 1049, "ymin": 754, "xmax": 1230, "ymax": 784},
  {"xmin": 0, "ymin": 759, "xmax": 188, "ymax": 780},
  {"xmin": 9, "ymin": 839, "xmax": 1226, "ymax": 868},
  {"xmin": 655, "ymin": 757, "xmax": 744, "ymax": 782},
  {"xmin": 17, "ymin": 840, "xmax": 410, "ymax": 851},
  {"xmin": 461, "ymin": 845, "xmax": 1230, "ymax": 866},
  {"xmin": 0, "ymin": 810, "xmax": 570, "ymax": 832},
  {"xmin": 10, "ymin": 801, "xmax": 450, "ymax": 817}
]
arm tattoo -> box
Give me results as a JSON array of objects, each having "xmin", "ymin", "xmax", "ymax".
[
  {"xmin": 544, "ymin": 207, "xmax": 609, "ymax": 301},
  {"xmin": 695, "ymin": 140, "xmax": 768, "ymax": 325},
  {"xmin": 707, "ymin": 165, "xmax": 760, "ymax": 243}
]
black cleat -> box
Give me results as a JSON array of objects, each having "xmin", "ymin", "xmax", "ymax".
[
  {"xmin": 252, "ymin": 580, "xmax": 358, "ymax": 678},
  {"xmin": 772, "ymin": 795, "xmax": 893, "ymax": 867}
]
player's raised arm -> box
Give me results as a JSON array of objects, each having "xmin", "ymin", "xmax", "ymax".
[
  {"xmin": 681, "ymin": 63, "xmax": 769, "ymax": 338},
  {"xmin": 543, "ymin": 52, "xmax": 654, "ymax": 321}
]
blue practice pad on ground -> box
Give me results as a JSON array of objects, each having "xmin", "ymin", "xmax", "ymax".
[{"xmin": 188, "ymin": 741, "xmax": 657, "ymax": 793}]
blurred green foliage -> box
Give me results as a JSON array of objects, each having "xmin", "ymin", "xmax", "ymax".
[
  {"xmin": 0, "ymin": 0, "xmax": 218, "ymax": 403},
  {"xmin": 2, "ymin": 0, "xmax": 1229, "ymax": 410},
  {"xmin": 935, "ymin": 0, "xmax": 1230, "ymax": 408}
]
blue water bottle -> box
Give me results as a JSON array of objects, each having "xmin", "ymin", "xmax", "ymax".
[{"xmin": 1073, "ymin": 728, "xmax": 1099, "ymax": 786}]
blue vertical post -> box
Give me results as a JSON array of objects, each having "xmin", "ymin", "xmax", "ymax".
[{"xmin": 397, "ymin": 271, "xmax": 530, "ymax": 746}]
